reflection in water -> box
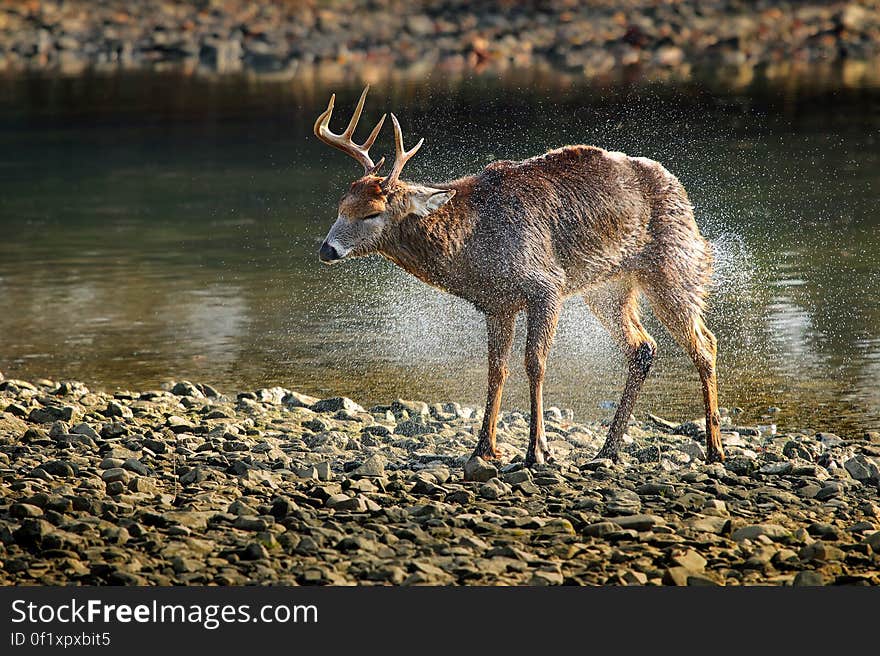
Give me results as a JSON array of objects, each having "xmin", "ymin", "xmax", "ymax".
[{"xmin": 0, "ymin": 72, "xmax": 878, "ymax": 433}]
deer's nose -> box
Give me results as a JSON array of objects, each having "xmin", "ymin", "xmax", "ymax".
[{"xmin": 319, "ymin": 241, "xmax": 340, "ymax": 263}]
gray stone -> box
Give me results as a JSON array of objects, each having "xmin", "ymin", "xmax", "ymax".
[
  {"xmin": 391, "ymin": 399, "xmax": 429, "ymax": 417},
  {"xmin": 171, "ymin": 381, "xmax": 204, "ymax": 398},
  {"xmin": 613, "ymin": 514, "xmax": 665, "ymax": 531},
  {"xmin": 282, "ymin": 391, "xmax": 319, "ymax": 408},
  {"xmin": 501, "ymin": 469, "xmax": 532, "ymax": 485},
  {"xmin": 844, "ymin": 455, "xmax": 880, "ymax": 482},
  {"xmin": 42, "ymin": 460, "xmax": 75, "ymax": 477},
  {"xmin": 463, "ymin": 457, "xmax": 498, "ymax": 483},
  {"xmin": 583, "ymin": 521, "xmax": 621, "ymax": 537},
  {"xmin": 793, "ymin": 570, "xmax": 827, "ymax": 586},
  {"xmin": 101, "ymin": 468, "xmax": 129, "ymax": 484},
  {"xmin": 603, "ymin": 488, "xmax": 641, "ymax": 515},
  {"xmin": 28, "ymin": 405, "xmax": 78, "ymax": 424},
  {"xmin": 325, "ymin": 494, "xmax": 366, "ymax": 512},
  {"xmin": 731, "ymin": 524, "xmax": 791, "ymax": 542},
  {"xmin": 312, "ymin": 397, "xmax": 365, "ymax": 414},
  {"xmin": 352, "ymin": 454, "xmax": 385, "ymax": 478}
]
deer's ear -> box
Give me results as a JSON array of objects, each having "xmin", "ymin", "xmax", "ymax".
[{"xmin": 408, "ymin": 187, "xmax": 455, "ymax": 217}]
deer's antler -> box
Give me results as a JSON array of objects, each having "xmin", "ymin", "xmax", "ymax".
[
  {"xmin": 314, "ymin": 85, "xmax": 386, "ymax": 174},
  {"xmin": 382, "ymin": 113, "xmax": 424, "ymax": 189}
]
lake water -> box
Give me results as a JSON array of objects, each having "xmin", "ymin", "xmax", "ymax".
[{"xmin": 0, "ymin": 70, "xmax": 878, "ymax": 434}]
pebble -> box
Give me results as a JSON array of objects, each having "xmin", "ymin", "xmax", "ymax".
[{"xmin": 0, "ymin": 376, "xmax": 877, "ymax": 587}]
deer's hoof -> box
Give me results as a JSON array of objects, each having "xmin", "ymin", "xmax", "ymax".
[{"xmin": 524, "ymin": 444, "xmax": 554, "ymax": 468}]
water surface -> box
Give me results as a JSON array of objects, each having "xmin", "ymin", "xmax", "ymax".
[{"xmin": 0, "ymin": 71, "xmax": 878, "ymax": 433}]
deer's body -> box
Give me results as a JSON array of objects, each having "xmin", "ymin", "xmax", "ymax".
[
  {"xmin": 314, "ymin": 88, "xmax": 725, "ymax": 470},
  {"xmin": 379, "ymin": 145, "xmax": 702, "ymax": 309}
]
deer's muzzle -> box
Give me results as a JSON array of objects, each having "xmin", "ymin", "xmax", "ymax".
[{"xmin": 319, "ymin": 240, "xmax": 341, "ymax": 264}]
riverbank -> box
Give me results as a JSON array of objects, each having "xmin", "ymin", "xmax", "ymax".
[
  {"xmin": 1, "ymin": 374, "xmax": 879, "ymax": 585},
  {"xmin": 2, "ymin": 1, "xmax": 880, "ymax": 88}
]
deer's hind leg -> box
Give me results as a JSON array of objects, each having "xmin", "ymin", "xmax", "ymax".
[
  {"xmin": 641, "ymin": 277, "xmax": 725, "ymax": 463},
  {"xmin": 585, "ymin": 279, "xmax": 657, "ymax": 461}
]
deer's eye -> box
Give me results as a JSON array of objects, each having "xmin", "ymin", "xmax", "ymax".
[{"xmin": 363, "ymin": 212, "xmax": 382, "ymax": 220}]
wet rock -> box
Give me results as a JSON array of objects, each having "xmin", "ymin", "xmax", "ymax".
[
  {"xmin": 312, "ymin": 397, "xmax": 365, "ymax": 414},
  {"xmin": 171, "ymin": 381, "xmax": 204, "ymax": 398}
]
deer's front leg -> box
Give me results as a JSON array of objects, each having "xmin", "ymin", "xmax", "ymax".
[
  {"xmin": 471, "ymin": 312, "xmax": 515, "ymax": 461},
  {"xmin": 524, "ymin": 294, "xmax": 561, "ymax": 467}
]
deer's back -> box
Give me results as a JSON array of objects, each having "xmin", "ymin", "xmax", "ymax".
[{"xmin": 463, "ymin": 145, "xmax": 697, "ymax": 294}]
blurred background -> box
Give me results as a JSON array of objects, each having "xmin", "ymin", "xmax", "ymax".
[{"xmin": 0, "ymin": 1, "xmax": 878, "ymax": 434}]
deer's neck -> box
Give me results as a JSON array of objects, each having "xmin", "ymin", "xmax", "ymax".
[{"xmin": 379, "ymin": 184, "xmax": 474, "ymax": 291}]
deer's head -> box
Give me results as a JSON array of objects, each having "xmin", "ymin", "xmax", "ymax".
[{"xmin": 314, "ymin": 86, "xmax": 455, "ymax": 264}]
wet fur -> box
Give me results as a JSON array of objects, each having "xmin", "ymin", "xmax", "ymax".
[{"xmin": 332, "ymin": 144, "xmax": 726, "ymax": 466}]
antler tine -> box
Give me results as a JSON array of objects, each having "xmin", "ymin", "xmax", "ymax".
[
  {"xmin": 313, "ymin": 85, "xmax": 386, "ymax": 174},
  {"xmin": 383, "ymin": 113, "xmax": 424, "ymax": 189}
]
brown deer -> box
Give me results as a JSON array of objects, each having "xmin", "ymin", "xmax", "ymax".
[{"xmin": 313, "ymin": 86, "xmax": 725, "ymax": 471}]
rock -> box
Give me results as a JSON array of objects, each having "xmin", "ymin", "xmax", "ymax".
[
  {"xmin": 41, "ymin": 460, "xmax": 75, "ymax": 477},
  {"xmin": 583, "ymin": 521, "xmax": 621, "ymax": 537},
  {"xmin": 282, "ymin": 391, "xmax": 319, "ymax": 408},
  {"xmin": 105, "ymin": 401, "xmax": 133, "ymax": 419},
  {"xmin": 128, "ymin": 477, "xmax": 158, "ymax": 494},
  {"xmin": 669, "ymin": 549, "xmax": 707, "ymax": 572},
  {"xmin": 316, "ymin": 461, "xmax": 333, "ymax": 481},
  {"xmin": 445, "ymin": 489, "xmax": 475, "ymax": 504},
  {"xmin": 391, "ymin": 399, "xmax": 429, "ymax": 417},
  {"xmin": 325, "ymin": 494, "xmax": 366, "ymax": 512},
  {"xmin": 759, "ymin": 461, "xmax": 793, "ymax": 475},
  {"xmin": 677, "ymin": 442, "xmax": 706, "ymax": 461},
  {"xmin": 793, "ymin": 570, "xmax": 827, "ymax": 586},
  {"xmin": 613, "ymin": 514, "xmax": 664, "ymax": 531},
  {"xmin": 256, "ymin": 387, "xmax": 289, "ymax": 404},
  {"xmin": 395, "ymin": 417, "xmax": 434, "ymax": 436},
  {"xmin": 732, "ymin": 524, "xmax": 791, "ymax": 542},
  {"xmin": 232, "ymin": 516, "xmax": 269, "ymax": 532},
  {"xmin": 501, "ymin": 469, "xmax": 532, "ymax": 485},
  {"xmin": 101, "ymin": 468, "xmax": 129, "ymax": 484},
  {"xmin": 529, "ymin": 570, "xmax": 564, "ymax": 586},
  {"xmin": 122, "ymin": 458, "xmax": 150, "ymax": 476},
  {"xmin": 602, "ymin": 489, "xmax": 641, "ymax": 515},
  {"xmin": 0, "ymin": 412, "xmax": 28, "ymax": 438},
  {"xmin": 14, "ymin": 519, "xmax": 54, "ymax": 547},
  {"xmin": 228, "ymin": 499, "xmax": 258, "ymax": 516},
  {"xmin": 171, "ymin": 381, "xmax": 204, "ymax": 398},
  {"xmin": 478, "ymin": 478, "xmax": 509, "ymax": 500},
  {"xmin": 662, "ymin": 567, "xmax": 691, "ymax": 586},
  {"xmin": 463, "ymin": 457, "xmax": 498, "ymax": 482},
  {"xmin": 799, "ymin": 542, "xmax": 845, "ymax": 563},
  {"xmin": 28, "ymin": 405, "xmax": 78, "ymax": 424},
  {"xmin": 862, "ymin": 532, "xmax": 880, "ymax": 551},
  {"xmin": 844, "ymin": 455, "xmax": 880, "ymax": 482},
  {"xmin": 312, "ymin": 397, "xmax": 365, "ymax": 414},
  {"xmin": 352, "ymin": 454, "xmax": 385, "ymax": 478},
  {"xmin": 10, "ymin": 503, "xmax": 44, "ymax": 519},
  {"xmin": 239, "ymin": 543, "xmax": 269, "ymax": 561}
]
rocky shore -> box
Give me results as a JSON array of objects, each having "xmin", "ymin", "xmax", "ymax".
[
  {"xmin": 1, "ymin": 372, "xmax": 879, "ymax": 586},
  {"xmin": 1, "ymin": 1, "xmax": 879, "ymax": 85}
]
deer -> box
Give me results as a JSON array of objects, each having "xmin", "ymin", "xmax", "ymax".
[{"xmin": 313, "ymin": 86, "xmax": 725, "ymax": 474}]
